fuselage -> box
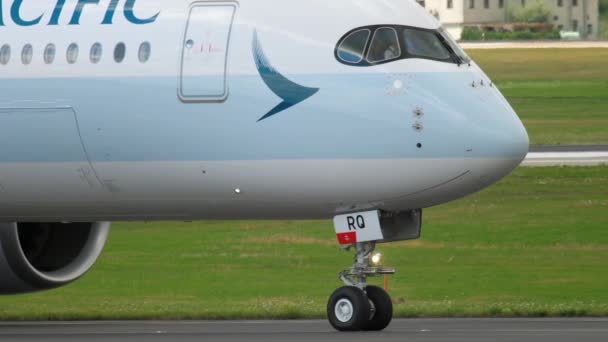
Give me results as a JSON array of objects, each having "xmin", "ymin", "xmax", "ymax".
[{"xmin": 0, "ymin": 0, "xmax": 529, "ymax": 221}]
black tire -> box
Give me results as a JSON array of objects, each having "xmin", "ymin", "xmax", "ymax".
[
  {"xmin": 327, "ymin": 286, "xmax": 371, "ymax": 331},
  {"xmin": 362, "ymin": 285, "xmax": 393, "ymax": 331}
]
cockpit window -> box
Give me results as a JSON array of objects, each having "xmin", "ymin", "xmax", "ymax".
[
  {"xmin": 366, "ymin": 27, "xmax": 401, "ymax": 63},
  {"xmin": 438, "ymin": 28, "xmax": 471, "ymax": 64},
  {"xmin": 337, "ymin": 29, "xmax": 370, "ymax": 64},
  {"xmin": 402, "ymin": 29, "xmax": 450, "ymax": 61},
  {"xmin": 335, "ymin": 25, "xmax": 472, "ymax": 67}
]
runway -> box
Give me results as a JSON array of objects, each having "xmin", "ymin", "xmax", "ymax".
[
  {"xmin": 461, "ymin": 41, "xmax": 608, "ymax": 49},
  {"xmin": 523, "ymin": 145, "xmax": 608, "ymax": 167},
  {"xmin": 1, "ymin": 319, "xmax": 607, "ymax": 342},
  {"xmin": 530, "ymin": 145, "xmax": 608, "ymax": 153}
]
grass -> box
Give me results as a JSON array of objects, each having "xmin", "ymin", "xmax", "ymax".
[
  {"xmin": 467, "ymin": 48, "xmax": 608, "ymax": 145},
  {"xmin": 0, "ymin": 166, "xmax": 607, "ymax": 320}
]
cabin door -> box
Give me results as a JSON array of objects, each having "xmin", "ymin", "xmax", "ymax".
[{"xmin": 179, "ymin": 3, "xmax": 236, "ymax": 102}]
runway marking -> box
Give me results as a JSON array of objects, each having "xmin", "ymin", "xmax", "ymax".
[
  {"xmin": 461, "ymin": 41, "xmax": 608, "ymax": 49},
  {"xmin": 523, "ymin": 152, "xmax": 608, "ymax": 166}
]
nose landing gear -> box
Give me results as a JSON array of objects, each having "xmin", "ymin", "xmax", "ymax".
[
  {"xmin": 328, "ymin": 209, "xmax": 422, "ymax": 331},
  {"xmin": 327, "ymin": 241, "xmax": 394, "ymax": 331}
]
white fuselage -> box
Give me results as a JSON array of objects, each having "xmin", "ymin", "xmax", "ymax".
[{"xmin": 0, "ymin": 0, "xmax": 529, "ymax": 221}]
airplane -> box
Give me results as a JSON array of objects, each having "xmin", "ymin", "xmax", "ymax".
[{"xmin": 0, "ymin": 0, "xmax": 529, "ymax": 332}]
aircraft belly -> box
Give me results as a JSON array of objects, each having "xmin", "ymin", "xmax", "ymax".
[{"xmin": 0, "ymin": 159, "xmax": 469, "ymax": 221}]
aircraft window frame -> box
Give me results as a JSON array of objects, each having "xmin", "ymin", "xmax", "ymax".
[
  {"xmin": 366, "ymin": 27, "xmax": 402, "ymax": 64},
  {"xmin": 114, "ymin": 42, "xmax": 126, "ymax": 63},
  {"xmin": 335, "ymin": 25, "xmax": 469, "ymax": 67},
  {"xmin": 66, "ymin": 43, "xmax": 79, "ymax": 64},
  {"xmin": 0, "ymin": 44, "xmax": 10, "ymax": 65},
  {"xmin": 90, "ymin": 42, "xmax": 103, "ymax": 64},
  {"xmin": 44, "ymin": 43, "xmax": 56, "ymax": 64},
  {"xmin": 438, "ymin": 28, "xmax": 471, "ymax": 64},
  {"xmin": 336, "ymin": 29, "xmax": 371, "ymax": 64},
  {"xmin": 138, "ymin": 41, "xmax": 151, "ymax": 63},
  {"xmin": 402, "ymin": 28, "xmax": 451, "ymax": 61},
  {"xmin": 21, "ymin": 44, "xmax": 33, "ymax": 65}
]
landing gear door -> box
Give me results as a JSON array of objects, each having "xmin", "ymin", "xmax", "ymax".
[
  {"xmin": 333, "ymin": 210, "xmax": 422, "ymax": 245},
  {"xmin": 334, "ymin": 211, "xmax": 384, "ymax": 245},
  {"xmin": 179, "ymin": 3, "xmax": 236, "ymax": 102}
]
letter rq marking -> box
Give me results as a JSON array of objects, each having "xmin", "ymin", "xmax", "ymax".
[{"xmin": 347, "ymin": 215, "xmax": 366, "ymax": 231}]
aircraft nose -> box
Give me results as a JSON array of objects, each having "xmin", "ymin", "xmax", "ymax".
[
  {"xmin": 489, "ymin": 113, "xmax": 529, "ymax": 161},
  {"xmin": 467, "ymin": 99, "xmax": 529, "ymax": 186}
]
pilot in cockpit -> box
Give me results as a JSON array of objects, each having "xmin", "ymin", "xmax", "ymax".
[{"xmin": 383, "ymin": 44, "xmax": 399, "ymax": 60}]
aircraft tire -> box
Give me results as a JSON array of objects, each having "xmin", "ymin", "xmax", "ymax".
[
  {"xmin": 362, "ymin": 285, "xmax": 393, "ymax": 331},
  {"xmin": 327, "ymin": 286, "xmax": 371, "ymax": 331}
]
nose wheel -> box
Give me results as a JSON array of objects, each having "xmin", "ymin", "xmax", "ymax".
[
  {"xmin": 327, "ymin": 287, "xmax": 370, "ymax": 331},
  {"xmin": 327, "ymin": 242, "xmax": 394, "ymax": 331},
  {"xmin": 364, "ymin": 285, "xmax": 393, "ymax": 331}
]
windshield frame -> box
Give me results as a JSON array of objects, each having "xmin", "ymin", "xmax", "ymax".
[
  {"xmin": 437, "ymin": 27, "xmax": 471, "ymax": 65},
  {"xmin": 334, "ymin": 25, "xmax": 469, "ymax": 67},
  {"xmin": 401, "ymin": 27, "xmax": 453, "ymax": 62},
  {"xmin": 336, "ymin": 28, "xmax": 372, "ymax": 64},
  {"xmin": 365, "ymin": 26, "xmax": 402, "ymax": 64}
]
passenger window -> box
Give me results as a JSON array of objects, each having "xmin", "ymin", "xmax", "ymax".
[
  {"xmin": 0, "ymin": 44, "xmax": 10, "ymax": 65},
  {"xmin": 44, "ymin": 44, "xmax": 56, "ymax": 64},
  {"xmin": 337, "ymin": 29, "xmax": 370, "ymax": 64},
  {"xmin": 366, "ymin": 27, "xmax": 401, "ymax": 63},
  {"xmin": 66, "ymin": 43, "xmax": 79, "ymax": 64},
  {"xmin": 402, "ymin": 29, "xmax": 450, "ymax": 60},
  {"xmin": 138, "ymin": 42, "xmax": 151, "ymax": 63},
  {"xmin": 90, "ymin": 43, "xmax": 102, "ymax": 64},
  {"xmin": 21, "ymin": 44, "xmax": 33, "ymax": 65},
  {"xmin": 114, "ymin": 42, "xmax": 126, "ymax": 63}
]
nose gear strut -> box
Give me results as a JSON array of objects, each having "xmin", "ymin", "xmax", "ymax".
[{"xmin": 339, "ymin": 242, "xmax": 394, "ymax": 289}]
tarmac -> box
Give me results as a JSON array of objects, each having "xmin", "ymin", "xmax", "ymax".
[
  {"xmin": 524, "ymin": 145, "xmax": 608, "ymax": 166},
  {"xmin": 1, "ymin": 318, "xmax": 607, "ymax": 342},
  {"xmin": 461, "ymin": 41, "xmax": 608, "ymax": 49}
]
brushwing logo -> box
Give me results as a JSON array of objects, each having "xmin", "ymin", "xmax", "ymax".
[{"xmin": 252, "ymin": 30, "xmax": 319, "ymax": 122}]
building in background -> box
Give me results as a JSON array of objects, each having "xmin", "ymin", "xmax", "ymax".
[{"xmin": 419, "ymin": 0, "xmax": 599, "ymax": 39}]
